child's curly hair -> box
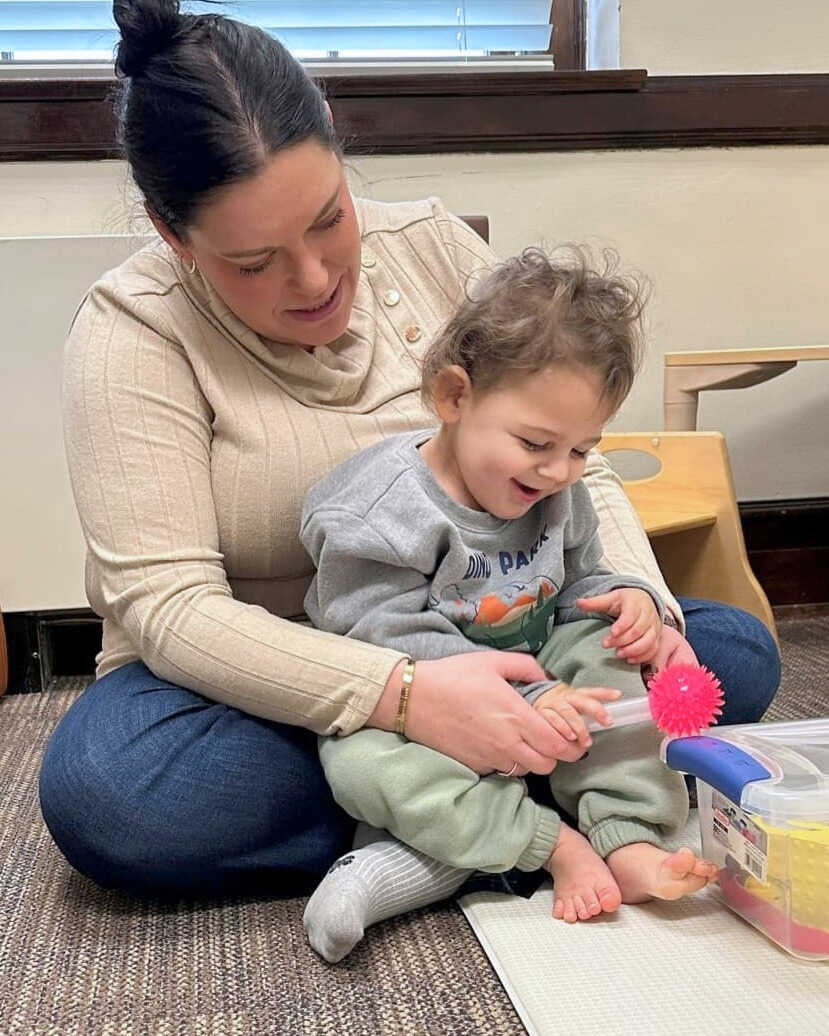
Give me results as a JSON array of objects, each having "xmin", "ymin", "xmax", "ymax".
[{"xmin": 421, "ymin": 246, "xmax": 649, "ymax": 415}]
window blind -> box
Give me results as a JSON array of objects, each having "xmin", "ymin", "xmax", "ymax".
[{"xmin": 0, "ymin": 0, "xmax": 553, "ymax": 64}]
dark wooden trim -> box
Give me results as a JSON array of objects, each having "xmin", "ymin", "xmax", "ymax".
[
  {"xmin": 740, "ymin": 497, "xmax": 829, "ymax": 607},
  {"xmin": 0, "ymin": 601, "xmax": 8, "ymax": 695},
  {"xmin": 551, "ymin": 0, "xmax": 586, "ymax": 72},
  {"xmin": 5, "ymin": 71, "xmax": 829, "ymax": 160},
  {"xmin": 3, "ymin": 609, "xmax": 103, "ymax": 694}
]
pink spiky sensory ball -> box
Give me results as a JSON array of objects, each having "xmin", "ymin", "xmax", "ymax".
[{"xmin": 646, "ymin": 663, "xmax": 724, "ymax": 736}]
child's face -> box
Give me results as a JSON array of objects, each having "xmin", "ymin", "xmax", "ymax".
[{"xmin": 446, "ymin": 364, "xmax": 609, "ymax": 520}]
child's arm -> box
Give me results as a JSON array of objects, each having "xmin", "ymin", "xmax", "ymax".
[{"xmin": 301, "ymin": 504, "xmax": 485, "ymax": 661}]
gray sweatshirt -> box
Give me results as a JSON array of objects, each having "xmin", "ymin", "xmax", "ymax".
[{"xmin": 301, "ymin": 430, "xmax": 663, "ymax": 694}]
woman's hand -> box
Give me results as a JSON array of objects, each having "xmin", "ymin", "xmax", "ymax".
[
  {"xmin": 371, "ymin": 653, "xmax": 589, "ymax": 776},
  {"xmin": 576, "ymin": 588, "xmax": 661, "ymax": 664}
]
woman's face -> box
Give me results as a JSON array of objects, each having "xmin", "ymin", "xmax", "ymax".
[{"xmin": 181, "ymin": 138, "xmax": 362, "ymax": 348}]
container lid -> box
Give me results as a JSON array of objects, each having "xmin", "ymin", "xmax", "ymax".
[{"xmin": 711, "ymin": 718, "xmax": 829, "ymax": 823}]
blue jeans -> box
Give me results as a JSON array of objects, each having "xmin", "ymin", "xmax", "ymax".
[{"xmin": 39, "ymin": 597, "xmax": 780, "ymax": 896}]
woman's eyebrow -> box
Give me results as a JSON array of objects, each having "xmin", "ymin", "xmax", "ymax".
[{"xmin": 222, "ymin": 187, "xmax": 341, "ymax": 259}]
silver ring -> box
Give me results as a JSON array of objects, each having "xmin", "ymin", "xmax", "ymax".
[{"xmin": 496, "ymin": 763, "xmax": 518, "ymax": 778}]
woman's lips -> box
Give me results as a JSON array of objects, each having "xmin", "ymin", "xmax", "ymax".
[{"xmin": 284, "ymin": 278, "xmax": 343, "ymax": 323}]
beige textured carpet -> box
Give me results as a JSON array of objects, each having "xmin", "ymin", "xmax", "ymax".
[{"xmin": 0, "ymin": 612, "xmax": 825, "ymax": 1035}]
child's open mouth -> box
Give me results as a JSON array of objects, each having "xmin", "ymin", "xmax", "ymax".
[{"xmin": 511, "ymin": 479, "xmax": 542, "ymax": 502}]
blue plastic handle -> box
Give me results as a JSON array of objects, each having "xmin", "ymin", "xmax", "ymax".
[{"xmin": 665, "ymin": 736, "xmax": 772, "ymax": 803}]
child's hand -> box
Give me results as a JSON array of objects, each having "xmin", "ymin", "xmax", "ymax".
[
  {"xmin": 577, "ymin": 588, "xmax": 661, "ymax": 664},
  {"xmin": 650, "ymin": 623, "xmax": 698, "ymax": 672},
  {"xmin": 533, "ymin": 683, "xmax": 622, "ymax": 748}
]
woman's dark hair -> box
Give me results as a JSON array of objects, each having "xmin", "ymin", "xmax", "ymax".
[
  {"xmin": 422, "ymin": 246, "xmax": 649, "ymax": 415},
  {"xmin": 112, "ymin": 0, "xmax": 339, "ymax": 235}
]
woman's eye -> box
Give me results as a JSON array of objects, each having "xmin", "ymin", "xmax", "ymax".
[
  {"xmin": 319, "ymin": 207, "xmax": 346, "ymax": 231},
  {"xmin": 239, "ymin": 258, "xmax": 272, "ymax": 277}
]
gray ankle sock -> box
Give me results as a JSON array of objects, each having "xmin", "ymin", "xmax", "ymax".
[{"xmin": 303, "ymin": 839, "xmax": 473, "ymax": 963}]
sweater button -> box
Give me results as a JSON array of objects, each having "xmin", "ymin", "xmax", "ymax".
[
  {"xmin": 383, "ymin": 289, "xmax": 401, "ymax": 307},
  {"xmin": 405, "ymin": 325, "xmax": 422, "ymax": 343},
  {"xmin": 361, "ymin": 251, "xmax": 377, "ymax": 268}
]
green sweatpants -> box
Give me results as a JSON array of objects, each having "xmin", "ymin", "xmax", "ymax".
[{"xmin": 319, "ymin": 620, "xmax": 688, "ymax": 873}]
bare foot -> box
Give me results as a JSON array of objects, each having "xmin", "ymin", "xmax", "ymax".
[
  {"xmin": 544, "ymin": 824, "xmax": 622, "ymax": 923},
  {"xmin": 606, "ymin": 843, "xmax": 719, "ymax": 904}
]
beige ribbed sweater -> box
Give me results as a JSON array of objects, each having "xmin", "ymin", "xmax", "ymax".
[{"xmin": 63, "ymin": 196, "xmax": 680, "ymax": 736}]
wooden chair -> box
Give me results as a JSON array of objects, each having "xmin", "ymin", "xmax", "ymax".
[{"xmin": 597, "ymin": 432, "xmax": 777, "ymax": 638}]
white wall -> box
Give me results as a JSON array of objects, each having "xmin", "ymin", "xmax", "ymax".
[
  {"xmin": 3, "ymin": 147, "xmax": 826, "ymax": 504},
  {"xmin": 351, "ymin": 149, "xmax": 829, "ymax": 503},
  {"xmin": 622, "ymin": 0, "xmax": 829, "ymax": 74}
]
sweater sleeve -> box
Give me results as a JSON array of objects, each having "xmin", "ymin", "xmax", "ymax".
[
  {"xmin": 63, "ymin": 285, "xmax": 405, "ymax": 736},
  {"xmin": 302, "ymin": 506, "xmax": 481, "ymax": 662},
  {"xmin": 554, "ymin": 483, "xmax": 665, "ymax": 623},
  {"xmin": 581, "ymin": 450, "xmax": 685, "ymax": 631}
]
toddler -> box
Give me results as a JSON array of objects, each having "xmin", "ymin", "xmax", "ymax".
[{"xmin": 300, "ymin": 248, "xmax": 716, "ymax": 962}]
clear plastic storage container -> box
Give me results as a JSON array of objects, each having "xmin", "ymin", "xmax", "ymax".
[{"xmin": 665, "ymin": 718, "xmax": 829, "ymax": 961}]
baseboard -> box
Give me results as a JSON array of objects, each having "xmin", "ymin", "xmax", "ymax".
[
  {"xmin": 740, "ymin": 497, "xmax": 829, "ymax": 607},
  {"xmin": 4, "ymin": 609, "xmax": 102, "ymax": 694}
]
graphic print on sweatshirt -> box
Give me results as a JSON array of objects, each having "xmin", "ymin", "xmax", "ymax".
[{"xmin": 431, "ymin": 576, "xmax": 559, "ymax": 654}]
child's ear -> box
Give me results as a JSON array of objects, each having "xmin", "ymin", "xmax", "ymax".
[{"xmin": 431, "ymin": 365, "xmax": 472, "ymax": 425}]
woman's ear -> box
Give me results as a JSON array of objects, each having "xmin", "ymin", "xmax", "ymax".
[
  {"xmin": 144, "ymin": 204, "xmax": 190, "ymax": 261},
  {"xmin": 431, "ymin": 365, "xmax": 473, "ymax": 425}
]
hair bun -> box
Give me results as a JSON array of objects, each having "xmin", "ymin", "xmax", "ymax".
[{"xmin": 113, "ymin": 0, "xmax": 182, "ymax": 77}]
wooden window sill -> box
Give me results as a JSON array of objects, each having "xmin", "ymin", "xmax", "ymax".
[{"xmin": 2, "ymin": 70, "xmax": 829, "ymax": 160}]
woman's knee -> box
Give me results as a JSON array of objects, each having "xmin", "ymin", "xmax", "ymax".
[
  {"xmin": 39, "ymin": 663, "xmax": 353, "ymax": 893},
  {"xmin": 678, "ymin": 597, "xmax": 781, "ymax": 724}
]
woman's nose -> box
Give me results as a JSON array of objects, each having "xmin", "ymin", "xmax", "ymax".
[{"xmin": 289, "ymin": 250, "xmax": 328, "ymax": 296}]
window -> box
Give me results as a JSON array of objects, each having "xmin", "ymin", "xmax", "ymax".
[{"xmin": 0, "ymin": 0, "xmax": 559, "ymax": 68}]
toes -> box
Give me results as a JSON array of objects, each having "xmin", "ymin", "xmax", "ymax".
[
  {"xmin": 598, "ymin": 884, "xmax": 622, "ymax": 913},
  {"xmin": 555, "ymin": 887, "xmax": 617, "ymax": 921},
  {"xmin": 665, "ymin": 847, "xmax": 696, "ymax": 876},
  {"xmin": 561, "ymin": 898, "xmax": 579, "ymax": 923},
  {"xmin": 667, "ymin": 849, "xmax": 719, "ymax": 882},
  {"xmin": 574, "ymin": 895, "xmax": 593, "ymax": 920}
]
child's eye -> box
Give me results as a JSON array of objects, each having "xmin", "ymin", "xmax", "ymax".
[
  {"xmin": 571, "ymin": 448, "xmax": 588, "ymax": 459},
  {"xmin": 520, "ymin": 438, "xmax": 547, "ymax": 452},
  {"xmin": 239, "ymin": 258, "xmax": 272, "ymax": 277}
]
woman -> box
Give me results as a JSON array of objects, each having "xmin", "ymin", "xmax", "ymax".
[{"xmin": 39, "ymin": 0, "xmax": 780, "ymax": 897}]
